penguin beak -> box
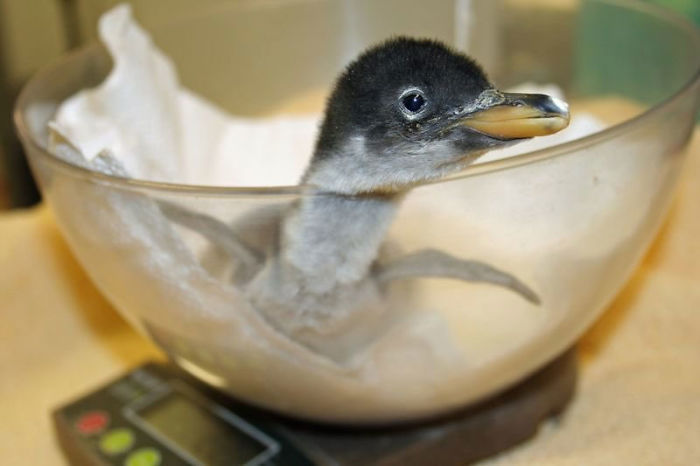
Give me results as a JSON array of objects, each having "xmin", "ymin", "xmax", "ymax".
[{"xmin": 460, "ymin": 92, "xmax": 570, "ymax": 140}]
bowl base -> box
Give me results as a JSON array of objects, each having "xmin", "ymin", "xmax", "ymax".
[
  {"xmin": 282, "ymin": 347, "xmax": 577, "ymax": 464},
  {"xmin": 178, "ymin": 346, "xmax": 577, "ymax": 465}
]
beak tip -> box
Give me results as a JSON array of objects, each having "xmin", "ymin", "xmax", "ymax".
[{"xmin": 551, "ymin": 96, "xmax": 570, "ymax": 116}]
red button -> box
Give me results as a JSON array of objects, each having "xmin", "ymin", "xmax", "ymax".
[{"xmin": 76, "ymin": 411, "xmax": 110, "ymax": 435}]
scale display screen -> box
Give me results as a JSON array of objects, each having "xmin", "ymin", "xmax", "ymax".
[{"xmin": 134, "ymin": 390, "xmax": 273, "ymax": 465}]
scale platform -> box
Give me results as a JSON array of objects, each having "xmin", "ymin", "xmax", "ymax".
[{"xmin": 54, "ymin": 348, "xmax": 576, "ymax": 466}]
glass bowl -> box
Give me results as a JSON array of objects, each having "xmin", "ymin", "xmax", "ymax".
[{"xmin": 14, "ymin": 0, "xmax": 699, "ymax": 424}]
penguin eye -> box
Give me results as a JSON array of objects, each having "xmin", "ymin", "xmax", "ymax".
[{"xmin": 401, "ymin": 92, "xmax": 426, "ymax": 114}]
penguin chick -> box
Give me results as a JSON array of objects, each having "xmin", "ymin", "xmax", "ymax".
[{"xmin": 162, "ymin": 37, "xmax": 569, "ymax": 359}]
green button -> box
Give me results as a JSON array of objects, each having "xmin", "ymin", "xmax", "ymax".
[
  {"xmin": 124, "ymin": 447, "xmax": 161, "ymax": 466},
  {"xmin": 99, "ymin": 428, "xmax": 135, "ymax": 455}
]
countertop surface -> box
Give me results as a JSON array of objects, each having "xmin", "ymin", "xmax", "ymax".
[{"xmin": 1, "ymin": 130, "xmax": 699, "ymax": 465}]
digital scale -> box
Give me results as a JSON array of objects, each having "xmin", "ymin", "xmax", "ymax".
[{"xmin": 54, "ymin": 349, "xmax": 576, "ymax": 466}]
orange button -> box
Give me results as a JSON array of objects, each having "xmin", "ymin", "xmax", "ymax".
[{"xmin": 75, "ymin": 411, "xmax": 109, "ymax": 435}]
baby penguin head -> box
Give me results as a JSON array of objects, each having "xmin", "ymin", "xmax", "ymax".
[{"xmin": 306, "ymin": 37, "xmax": 569, "ymax": 195}]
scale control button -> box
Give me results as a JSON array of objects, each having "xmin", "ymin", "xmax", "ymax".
[
  {"xmin": 131, "ymin": 370, "xmax": 163, "ymax": 391},
  {"xmin": 99, "ymin": 428, "xmax": 135, "ymax": 455},
  {"xmin": 109, "ymin": 381, "xmax": 146, "ymax": 402},
  {"xmin": 75, "ymin": 411, "xmax": 109, "ymax": 435},
  {"xmin": 124, "ymin": 447, "xmax": 162, "ymax": 466}
]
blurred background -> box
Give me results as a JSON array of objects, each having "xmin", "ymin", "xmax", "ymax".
[{"xmin": 0, "ymin": 0, "xmax": 698, "ymax": 210}]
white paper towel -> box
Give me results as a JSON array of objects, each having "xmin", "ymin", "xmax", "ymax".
[{"xmin": 51, "ymin": 5, "xmax": 603, "ymax": 188}]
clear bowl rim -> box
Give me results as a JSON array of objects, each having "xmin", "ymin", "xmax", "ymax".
[{"xmin": 13, "ymin": 0, "xmax": 700, "ymax": 199}]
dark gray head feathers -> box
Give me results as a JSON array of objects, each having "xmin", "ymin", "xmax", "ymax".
[{"xmin": 314, "ymin": 37, "xmax": 492, "ymax": 159}]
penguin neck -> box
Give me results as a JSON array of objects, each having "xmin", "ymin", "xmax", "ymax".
[{"xmin": 279, "ymin": 190, "xmax": 401, "ymax": 293}]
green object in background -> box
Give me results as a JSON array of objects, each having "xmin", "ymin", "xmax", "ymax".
[
  {"xmin": 574, "ymin": 0, "xmax": 698, "ymax": 106},
  {"xmin": 646, "ymin": 0, "xmax": 700, "ymax": 25}
]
